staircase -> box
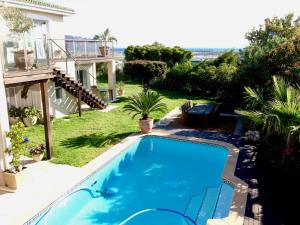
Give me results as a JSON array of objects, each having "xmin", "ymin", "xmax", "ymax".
[{"xmin": 52, "ymin": 68, "xmax": 107, "ymax": 110}]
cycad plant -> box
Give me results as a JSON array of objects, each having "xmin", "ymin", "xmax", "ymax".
[
  {"xmin": 239, "ymin": 76, "xmax": 300, "ymax": 155},
  {"xmin": 124, "ymin": 91, "xmax": 167, "ymax": 120}
]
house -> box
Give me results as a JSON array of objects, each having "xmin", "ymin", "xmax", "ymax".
[{"xmin": 0, "ymin": 0, "xmax": 117, "ymax": 186}]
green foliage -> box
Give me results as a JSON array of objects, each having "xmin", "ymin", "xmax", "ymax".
[
  {"xmin": 5, "ymin": 122, "xmax": 25, "ymax": 173},
  {"xmin": 123, "ymin": 91, "xmax": 167, "ymax": 119},
  {"xmin": 93, "ymin": 28, "xmax": 117, "ymax": 44},
  {"xmin": 123, "ymin": 60, "xmax": 168, "ymax": 90},
  {"xmin": 165, "ymin": 51, "xmax": 238, "ymax": 105},
  {"xmin": 28, "ymin": 144, "xmax": 46, "ymax": 155},
  {"xmin": 124, "ymin": 44, "xmax": 192, "ymax": 67},
  {"xmin": 237, "ymin": 14, "xmax": 300, "ymax": 103},
  {"xmin": 246, "ymin": 13, "xmax": 300, "ymax": 46},
  {"xmin": 22, "ymin": 107, "xmax": 41, "ymax": 119},
  {"xmin": 8, "ymin": 106, "xmax": 22, "ymax": 117},
  {"xmin": 238, "ymin": 76, "xmax": 300, "ymax": 150},
  {"xmin": 117, "ymin": 81, "xmax": 125, "ymax": 89},
  {"xmin": 0, "ymin": 7, "xmax": 34, "ymax": 34}
]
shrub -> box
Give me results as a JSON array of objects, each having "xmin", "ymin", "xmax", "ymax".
[
  {"xmin": 123, "ymin": 60, "xmax": 168, "ymax": 90},
  {"xmin": 5, "ymin": 122, "xmax": 25, "ymax": 173},
  {"xmin": 124, "ymin": 44, "xmax": 192, "ymax": 68},
  {"xmin": 165, "ymin": 62, "xmax": 193, "ymax": 90},
  {"xmin": 22, "ymin": 106, "xmax": 41, "ymax": 119}
]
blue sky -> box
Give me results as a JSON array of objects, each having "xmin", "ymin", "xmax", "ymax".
[{"xmin": 54, "ymin": 0, "xmax": 300, "ymax": 48}]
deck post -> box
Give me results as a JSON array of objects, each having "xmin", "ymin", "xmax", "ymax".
[
  {"xmin": 40, "ymin": 80, "xmax": 53, "ymax": 159},
  {"xmin": 77, "ymin": 87, "xmax": 82, "ymax": 117}
]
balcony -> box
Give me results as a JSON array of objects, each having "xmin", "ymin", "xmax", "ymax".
[
  {"xmin": 49, "ymin": 39, "xmax": 115, "ymax": 63},
  {"xmin": 2, "ymin": 36, "xmax": 54, "ymax": 86}
]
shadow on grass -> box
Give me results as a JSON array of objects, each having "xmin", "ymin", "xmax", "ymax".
[{"xmin": 60, "ymin": 132, "xmax": 133, "ymax": 149}]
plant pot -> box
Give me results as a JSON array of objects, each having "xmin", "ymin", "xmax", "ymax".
[
  {"xmin": 23, "ymin": 116, "xmax": 38, "ymax": 127},
  {"xmin": 2, "ymin": 169, "xmax": 28, "ymax": 190},
  {"xmin": 99, "ymin": 46, "xmax": 109, "ymax": 56},
  {"xmin": 14, "ymin": 50, "xmax": 34, "ymax": 70},
  {"xmin": 139, "ymin": 118, "xmax": 154, "ymax": 134},
  {"xmin": 117, "ymin": 89, "xmax": 125, "ymax": 96},
  {"xmin": 32, "ymin": 153, "xmax": 44, "ymax": 162},
  {"xmin": 9, "ymin": 116, "xmax": 20, "ymax": 125}
]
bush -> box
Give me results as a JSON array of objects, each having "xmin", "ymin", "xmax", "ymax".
[
  {"xmin": 123, "ymin": 60, "xmax": 168, "ymax": 90},
  {"xmin": 124, "ymin": 44, "xmax": 192, "ymax": 68},
  {"xmin": 165, "ymin": 62, "xmax": 193, "ymax": 90}
]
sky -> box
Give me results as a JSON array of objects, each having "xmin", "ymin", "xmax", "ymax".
[{"xmin": 53, "ymin": 0, "xmax": 300, "ymax": 48}]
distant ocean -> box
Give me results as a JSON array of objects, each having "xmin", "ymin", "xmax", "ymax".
[{"xmin": 114, "ymin": 47, "xmax": 241, "ymax": 54}]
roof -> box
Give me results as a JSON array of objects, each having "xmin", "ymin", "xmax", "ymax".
[{"xmin": 0, "ymin": 0, "xmax": 75, "ymax": 15}]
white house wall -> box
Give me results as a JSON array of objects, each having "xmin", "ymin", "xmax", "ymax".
[
  {"xmin": 0, "ymin": 55, "xmax": 9, "ymax": 186},
  {"xmin": 48, "ymin": 80, "xmax": 78, "ymax": 118}
]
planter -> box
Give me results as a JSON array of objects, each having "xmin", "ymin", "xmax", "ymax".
[
  {"xmin": 9, "ymin": 116, "xmax": 20, "ymax": 125},
  {"xmin": 117, "ymin": 89, "xmax": 125, "ymax": 96},
  {"xmin": 139, "ymin": 118, "xmax": 154, "ymax": 134},
  {"xmin": 14, "ymin": 50, "xmax": 34, "ymax": 70},
  {"xmin": 2, "ymin": 169, "xmax": 28, "ymax": 190},
  {"xmin": 23, "ymin": 116, "xmax": 38, "ymax": 127},
  {"xmin": 99, "ymin": 46, "xmax": 109, "ymax": 56},
  {"xmin": 32, "ymin": 153, "xmax": 44, "ymax": 162}
]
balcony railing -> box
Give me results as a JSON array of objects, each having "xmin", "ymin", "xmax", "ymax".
[
  {"xmin": 2, "ymin": 36, "xmax": 52, "ymax": 75},
  {"xmin": 49, "ymin": 39, "xmax": 114, "ymax": 60}
]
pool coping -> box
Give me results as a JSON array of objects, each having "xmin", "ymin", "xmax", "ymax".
[{"xmin": 24, "ymin": 131, "xmax": 248, "ymax": 225}]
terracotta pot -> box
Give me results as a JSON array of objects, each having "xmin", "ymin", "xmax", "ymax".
[
  {"xmin": 9, "ymin": 116, "xmax": 20, "ymax": 125},
  {"xmin": 2, "ymin": 169, "xmax": 28, "ymax": 190},
  {"xmin": 99, "ymin": 46, "xmax": 109, "ymax": 56},
  {"xmin": 117, "ymin": 89, "xmax": 124, "ymax": 96},
  {"xmin": 23, "ymin": 116, "xmax": 38, "ymax": 127},
  {"xmin": 32, "ymin": 153, "xmax": 44, "ymax": 162},
  {"xmin": 139, "ymin": 118, "xmax": 154, "ymax": 133},
  {"xmin": 14, "ymin": 50, "xmax": 34, "ymax": 70}
]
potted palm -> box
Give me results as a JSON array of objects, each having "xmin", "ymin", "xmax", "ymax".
[
  {"xmin": 1, "ymin": 7, "xmax": 34, "ymax": 70},
  {"xmin": 94, "ymin": 28, "xmax": 117, "ymax": 56},
  {"xmin": 124, "ymin": 91, "xmax": 167, "ymax": 133},
  {"xmin": 117, "ymin": 81, "xmax": 125, "ymax": 96},
  {"xmin": 22, "ymin": 106, "xmax": 41, "ymax": 127},
  {"xmin": 2, "ymin": 122, "xmax": 26, "ymax": 189},
  {"xmin": 29, "ymin": 144, "xmax": 45, "ymax": 162},
  {"xmin": 8, "ymin": 106, "xmax": 22, "ymax": 125}
]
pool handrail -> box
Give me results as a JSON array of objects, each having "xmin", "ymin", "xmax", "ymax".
[{"xmin": 119, "ymin": 208, "xmax": 197, "ymax": 225}]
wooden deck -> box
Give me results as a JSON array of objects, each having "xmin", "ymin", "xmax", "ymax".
[{"xmin": 3, "ymin": 68, "xmax": 54, "ymax": 87}]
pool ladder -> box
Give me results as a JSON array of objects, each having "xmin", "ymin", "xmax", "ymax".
[{"xmin": 183, "ymin": 183, "xmax": 224, "ymax": 224}]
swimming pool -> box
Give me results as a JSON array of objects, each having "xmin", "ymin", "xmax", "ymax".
[{"xmin": 32, "ymin": 136, "xmax": 235, "ymax": 225}]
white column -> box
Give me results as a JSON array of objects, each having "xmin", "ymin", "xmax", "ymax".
[
  {"xmin": 91, "ymin": 62, "xmax": 97, "ymax": 87},
  {"xmin": 0, "ymin": 56, "xmax": 10, "ymax": 185},
  {"xmin": 107, "ymin": 60, "xmax": 116, "ymax": 101}
]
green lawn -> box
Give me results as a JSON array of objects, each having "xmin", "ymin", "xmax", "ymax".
[{"xmin": 25, "ymin": 78, "xmax": 210, "ymax": 167}]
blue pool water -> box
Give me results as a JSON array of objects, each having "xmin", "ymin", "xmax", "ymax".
[{"xmin": 33, "ymin": 136, "xmax": 234, "ymax": 225}]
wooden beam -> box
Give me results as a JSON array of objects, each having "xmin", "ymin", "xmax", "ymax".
[
  {"xmin": 40, "ymin": 81, "xmax": 53, "ymax": 159},
  {"xmin": 77, "ymin": 87, "xmax": 82, "ymax": 117}
]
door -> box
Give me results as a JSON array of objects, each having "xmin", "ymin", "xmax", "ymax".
[{"xmin": 76, "ymin": 70, "xmax": 89, "ymax": 88}]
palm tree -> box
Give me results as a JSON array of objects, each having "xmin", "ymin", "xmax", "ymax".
[
  {"xmin": 124, "ymin": 91, "xmax": 167, "ymax": 120},
  {"xmin": 94, "ymin": 28, "xmax": 117, "ymax": 44},
  {"xmin": 239, "ymin": 76, "xmax": 300, "ymax": 155},
  {"xmin": 94, "ymin": 28, "xmax": 117, "ymax": 56}
]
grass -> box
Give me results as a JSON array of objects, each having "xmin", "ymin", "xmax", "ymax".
[{"xmin": 25, "ymin": 75, "xmax": 211, "ymax": 167}]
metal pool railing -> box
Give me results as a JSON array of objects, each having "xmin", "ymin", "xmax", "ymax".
[{"xmin": 119, "ymin": 208, "xmax": 197, "ymax": 225}]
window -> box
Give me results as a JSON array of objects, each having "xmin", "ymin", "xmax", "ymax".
[{"xmin": 55, "ymin": 87, "xmax": 63, "ymax": 101}]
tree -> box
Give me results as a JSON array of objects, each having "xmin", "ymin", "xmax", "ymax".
[
  {"xmin": 239, "ymin": 76, "xmax": 300, "ymax": 156},
  {"xmin": 123, "ymin": 60, "xmax": 167, "ymax": 91},
  {"xmin": 246, "ymin": 13, "xmax": 300, "ymax": 46}
]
